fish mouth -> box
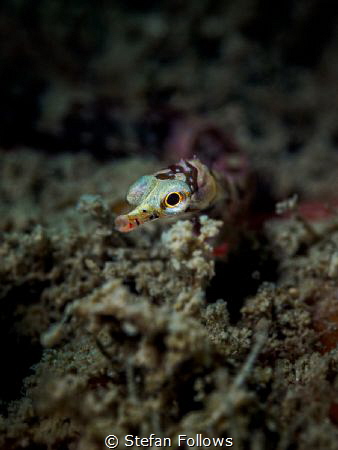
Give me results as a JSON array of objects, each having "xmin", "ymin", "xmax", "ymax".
[{"xmin": 115, "ymin": 211, "xmax": 160, "ymax": 233}]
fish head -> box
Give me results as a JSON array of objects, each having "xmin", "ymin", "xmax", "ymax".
[{"xmin": 115, "ymin": 175, "xmax": 192, "ymax": 232}]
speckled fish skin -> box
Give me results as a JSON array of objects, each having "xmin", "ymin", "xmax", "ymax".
[{"xmin": 115, "ymin": 157, "xmax": 242, "ymax": 233}]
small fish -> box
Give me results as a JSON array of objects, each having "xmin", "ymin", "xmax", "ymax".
[{"xmin": 115, "ymin": 157, "xmax": 248, "ymax": 233}]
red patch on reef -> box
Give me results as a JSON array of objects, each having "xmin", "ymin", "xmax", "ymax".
[
  {"xmin": 312, "ymin": 288, "xmax": 338, "ymax": 353},
  {"xmin": 164, "ymin": 117, "xmax": 243, "ymax": 174},
  {"xmin": 298, "ymin": 200, "xmax": 338, "ymax": 220},
  {"xmin": 329, "ymin": 402, "xmax": 338, "ymax": 426},
  {"xmin": 213, "ymin": 241, "xmax": 229, "ymax": 258}
]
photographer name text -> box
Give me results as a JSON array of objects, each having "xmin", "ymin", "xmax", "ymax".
[{"xmin": 105, "ymin": 433, "xmax": 233, "ymax": 448}]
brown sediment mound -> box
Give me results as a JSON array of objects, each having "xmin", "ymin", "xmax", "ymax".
[{"xmin": 1, "ymin": 150, "xmax": 338, "ymax": 450}]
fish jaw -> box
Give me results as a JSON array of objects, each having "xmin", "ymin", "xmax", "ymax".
[{"xmin": 114, "ymin": 214, "xmax": 139, "ymax": 232}]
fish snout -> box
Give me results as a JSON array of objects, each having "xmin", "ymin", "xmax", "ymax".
[
  {"xmin": 115, "ymin": 208, "xmax": 159, "ymax": 232},
  {"xmin": 115, "ymin": 214, "xmax": 138, "ymax": 232}
]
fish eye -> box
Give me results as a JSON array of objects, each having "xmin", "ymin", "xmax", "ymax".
[{"xmin": 164, "ymin": 191, "xmax": 183, "ymax": 208}]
